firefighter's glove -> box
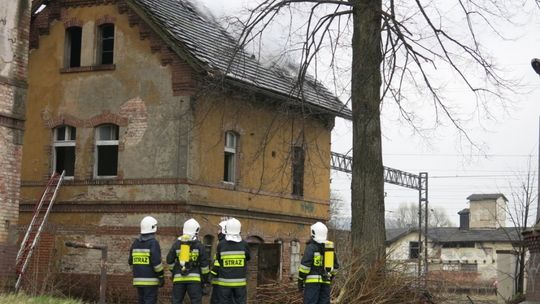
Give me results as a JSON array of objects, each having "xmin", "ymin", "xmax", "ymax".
[
  {"xmin": 158, "ymin": 276, "xmax": 165, "ymax": 288},
  {"xmin": 297, "ymin": 279, "xmax": 304, "ymax": 292}
]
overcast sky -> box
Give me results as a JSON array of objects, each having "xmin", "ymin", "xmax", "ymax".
[{"xmin": 195, "ymin": 0, "xmax": 540, "ymax": 227}]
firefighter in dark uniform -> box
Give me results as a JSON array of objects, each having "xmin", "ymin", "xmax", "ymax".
[
  {"xmin": 210, "ymin": 220, "xmax": 228, "ymax": 304},
  {"xmin": 167, "ymin": 218, "xmax": 210, "ymax": 304},
  {"xmin": 298, "ymin": 222, "xmax": 339, "ymax": 304},
  {"xmin": 215, "ymin": 218, "xmax": 251, "ymax": 304},
  {"xmin": 129, "ymin": 216, "xmax": 165, "ymax": 304}
]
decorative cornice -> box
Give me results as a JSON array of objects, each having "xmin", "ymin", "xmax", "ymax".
[{"xmin": 19, "ymin": 200, "xmax": 321, "ymax": 224}]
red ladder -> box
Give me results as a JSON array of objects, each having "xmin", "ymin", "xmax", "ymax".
[{"xmin": 15, "ymin": 171, "xmax": 65, "ymax": 291}]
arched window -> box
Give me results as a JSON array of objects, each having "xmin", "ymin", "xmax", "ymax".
[
  {"xmin": 65, "ymin": 26, "xmax": 82, "ymax": 68},
  {"xmin": 223, "ymin": 131, "xmax": 238, "ymax": 183},
  {"xmin": 53, "ymin": 125, "xmax": 76, "ymax": 177},
  {"xmin": 98, "ymin": 23, "xmax": 114, "ymax": 65},
  {"xmin": 94, "ymin": 124, "xmax": 119, "ymax": 178}
]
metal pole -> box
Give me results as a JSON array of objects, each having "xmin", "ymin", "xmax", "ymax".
[
  {"xmin": 537, "ymin": 116, "xmax": 540, "ymax": 225},
  {"xmin": 418, "ymin": 181, "xmax": 422, "ymax": 278},
  {"xmin": 423, "ymin": 174, "xmax": 429, "ymax": 282}
]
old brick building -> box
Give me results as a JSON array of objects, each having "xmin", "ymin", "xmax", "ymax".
[
  {"xmin": 0, "ymin": 0, "xmax": 31, "ymax": 285},
  {"xmin": 20, "ymin": 0, "xmax": 350, "ymax": 301}
]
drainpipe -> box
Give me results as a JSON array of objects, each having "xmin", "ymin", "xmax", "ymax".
[{"xmin": 65, "ymin": 241, "xmax": 108, "ymax": 304}]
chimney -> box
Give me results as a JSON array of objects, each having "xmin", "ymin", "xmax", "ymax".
[
  {"xmin": 466, "ymin": 194, "xmax": 508, "ymax": 229},
  {"xmin": 458, "ymin": 208, "xmax": 470, "ymax": 230}
]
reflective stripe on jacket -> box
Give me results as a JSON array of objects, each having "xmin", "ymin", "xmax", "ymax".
[
  {"xmin": 129, "ymin": 234, "xmax": 164, "ymax": 286},
  {"xmin": 215, "ymin": 239, "xmax": 250, "ymax": 287},
  {"xmin": 298, "ymin": 240, "xmax": 340, "ymax": 284},
  {"xmin": 166, "ymin": 238, "xmax": 210, "ymax": 284}
]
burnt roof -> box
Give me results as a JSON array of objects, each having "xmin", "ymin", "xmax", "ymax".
[
  {"xmin": 130, "ymin": 0, "xmax": 352, "ymax": 119},
  {"xmin": 467, "ymin": 193, "xmax": 508, "ymax": 202},
  {"xmin": 386, "ymin": 227, "xmax": 521, "ymax": 244}
]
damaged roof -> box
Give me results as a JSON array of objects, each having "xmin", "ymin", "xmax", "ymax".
[
  {"xmin": 129, "ymin": 0, "xmax": 352, "ymax": 119},
  {"xmin": 386, "ymin": 227, "xmax": 521, "ymax": 244}
]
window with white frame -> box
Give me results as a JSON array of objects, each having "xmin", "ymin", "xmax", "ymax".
[
  {"xmin": 94, "ymin": 124, "xmax": 119, "ymax": 177},
  {"xmin": 290, "ymin": 240, "xmax": 301, "ymax": 278},
  {"xmin": 53, "ymin": 125, "xmax": 76, "ymax": 177},
  {"xmin": 223, "ymin": 131, "xmax": 237, "ymax": 183}
]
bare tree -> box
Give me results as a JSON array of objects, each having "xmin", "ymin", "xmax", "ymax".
[
  {"xmin": 233, "ymin": 0, "xmax": 524, "ymax": 266},
  {"xmin": 502, "ymin": 157, "xmax": 537, "ymax": 296},
  {"xmin": 386, "ymin": 202, "xmax": 452, "ymax": 229}
]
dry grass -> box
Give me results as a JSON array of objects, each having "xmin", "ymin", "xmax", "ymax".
[{"xmin": 0, "ymin": 293, "xmax": 84, "ymax": 304}]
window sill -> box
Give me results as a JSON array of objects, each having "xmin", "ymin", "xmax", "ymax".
[
  {"xmin": 222, "ymin": 181, "xmax": 236, "ymax": 189},
  {"xmin": 60, "ymin": 64, "xmax": 116, "ymax": 73}
]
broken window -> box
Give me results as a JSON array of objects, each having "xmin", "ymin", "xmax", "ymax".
[
  {"xmin": 98, "ymin": 23, "xmax": 114, "ymax": 65},
  {"xmin": 409, "ymin": 241, "xmax": 421, "ymax": 259},
  {"xmin": 53, "ymin": 125, "xmax": 76, "ymax": 178},
  {"xmin": 290, "ymin": 240, "xmax": 301, "ymax": 278},
  {"xmin": 65, "ymin": 26, "xmax": 82, "ymax": 68},
  {"xmin": 292, "ymin": 146, "xmax": 305, "ymax": 196},
  {"xmin": 223, "ymin": 131, "xmax": 237, "ymax": 183},
  {"xmin": 94, "ymin": 124, "xmax": 119, "ymax": 178}
]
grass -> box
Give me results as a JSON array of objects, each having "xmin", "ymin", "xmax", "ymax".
[{"xmin": 0, "ymin": 293, "xmax": 84, "ymax": 304}]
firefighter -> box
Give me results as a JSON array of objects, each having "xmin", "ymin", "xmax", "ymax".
[
  {"xmin": 167, "ymin": 218, "xmax": 210, "ymax": 304},
  {"xmin": 215, "ymin": 218, "xmax": 251, "ymax": 304},
  {"xmin": 128, "ymin": 216, "xmax": 165, "ymax": 304},
  {"xmin": 298, "ymin": 221, "xmax": 339, "ymax": 304},
  {"xmin": 210, "ymin": 220, "xmax": 228, "ymax": 304}
]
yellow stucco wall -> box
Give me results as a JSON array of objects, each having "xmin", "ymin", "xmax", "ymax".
[
  {"xmin": 21, "ymin": 3, "xmax": 332, "ymax": 230},
  {"xmin": 190, "ymin": 94, "xmax": 331, "ymax": 219}
]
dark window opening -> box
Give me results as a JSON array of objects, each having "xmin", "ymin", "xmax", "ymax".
[
  {"xmin": 461, "ymin": 263, "xmax": 478, "ymax": 272},
  {"xmin": 99, "ymin": 24, "xmax": 114, "ymax": 65},
  {"xmin": 66, "ymin": 27, "xmax": 82, "ymax": 68},
  {"xmin": 441, "ymin": 242, "xmax": 475, "ymax": 248},
  {"xmin": 95, "ymin": 124, "xmax": 119, "ymax": 177},
  {"xmin": 53, "ymin": 126, "xmax": 76, "ymax": 177},
  {"xmin": 97, "ymin": 145, "xmax": 118, "ymax": 176},
  {"xmin": 55, "ymin": 146, "xmax": 75, "ymax": 176},
  {"xmin": 409, "ymin": 241, "xmax": 421, "ymax": 259},
  {"xmin": 224, "ymin": 152, "xmax": 235, "ymax": 182},
  {"xmin": 292, "ymin": 146, "xmax": 304, "ymax": 196}
]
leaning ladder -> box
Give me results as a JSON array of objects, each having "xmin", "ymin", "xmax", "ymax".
[{"xmin": 15, "ymin": 171, "xmax": 65, "ymax": 291}]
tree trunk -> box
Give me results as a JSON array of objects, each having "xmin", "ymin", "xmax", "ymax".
[{"xmin": 350, "ymin": 0, "xmax": 385, "ymax": 263}]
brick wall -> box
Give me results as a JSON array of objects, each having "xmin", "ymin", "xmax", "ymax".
[
  {"xmin": 524, "ymin": 230, "xmax": 540, "ymax": 301},
  {"xmin": 0, "ymin": 0, "xmax": 31, "ymax": 286}
]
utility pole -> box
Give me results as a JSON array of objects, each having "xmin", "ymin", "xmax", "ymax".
[{"xmin": 531, "ymin": 58, "xmax": 540, "ymax": 224}]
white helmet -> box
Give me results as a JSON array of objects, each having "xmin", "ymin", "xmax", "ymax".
[
  {"xmin": 224, "ymin": 218, "xmax": 242, "ymax": 242},
  {"xmin": 183, "ymin": 218, "xmax": 200, "ymax": 237},
  {"xmin": 141, "ymin": 216, "xmax": 158, "ymax": 234},
  {"xmin": 218, "ymin": 220, "xmax": 228, "ymax": 233},
  {"xmin": 311, "ymin": 222, "xmax": 328, "ymax": 244}
]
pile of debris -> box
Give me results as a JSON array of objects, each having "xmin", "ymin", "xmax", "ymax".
[{"xmin": 256, "ymin": 280, "xmax": 303, "ymax": 304}]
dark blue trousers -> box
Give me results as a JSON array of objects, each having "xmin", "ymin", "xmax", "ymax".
[
  {"xmin": 219, "ymin": 286, "xmax": 246, "ymax": 304},
  {"xmin": 137, "ymin": 286, "xmax": 158, "ymax": 304},
  {"xmin": 172, "ymin": 282, "xmax": 203, "ymax": 304},
  {"xmin": 210, "ymin": 285, "xmax": 220, "ymax": 304},
  {"xmin": 303, "ymin": 283, "xmax": 331, "ymax": 304}
]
